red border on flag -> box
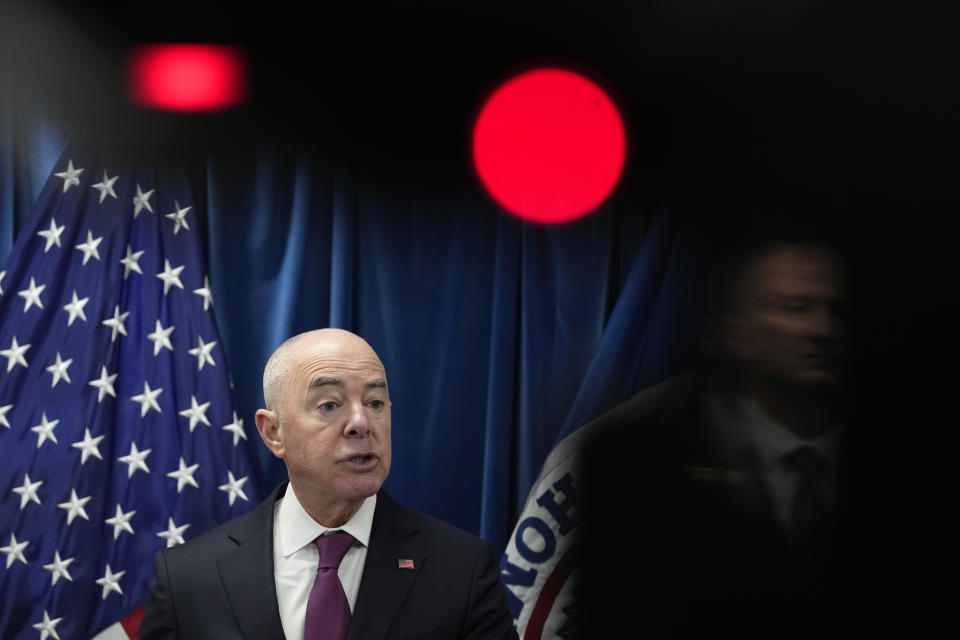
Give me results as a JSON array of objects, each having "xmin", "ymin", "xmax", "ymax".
[{"xmin": 524, "ymin": 543, "xmax": 577, "ymax": 639}]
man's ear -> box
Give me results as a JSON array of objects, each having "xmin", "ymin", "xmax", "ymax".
[{"xmin": 255, "ymin": 409, "xmax": 285, "ymax": 459}]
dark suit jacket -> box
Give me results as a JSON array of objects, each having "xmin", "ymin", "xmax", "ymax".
[
  {"xmin": 138, "ymin": 483, "xmax": 518, "ymax": 640},
  {"xmin": 578, "ymin": 376, "xmax": 952, "ymax": 638}
]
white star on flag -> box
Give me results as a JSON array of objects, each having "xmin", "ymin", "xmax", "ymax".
[
  {"xmin": 43, "ymin": 551, "xmax": 75, "ymax": 586},
  {"xmin": 147, "ymin": 319, "xmax": 175, "ymax": 356},
  {"xmin": 131, "ymin": 380, "xmax": 163, "ymax": 416},
  {"xmin": 62, "ymin": 290, "xmax": 90, "ymax": 326},
  {"xmin": 0, "ymin": 335, "xmax": 30, "ymax": 371},
  {"xmin": 57, "ymin": 489, "xmax": 92, "ymax": 525},
  {"xmin": 118, "ymin": 441, "xmax": 152, "ymax": 477},
  {"xmin": 32, "ymin": 609, "xmax": 63, "ymax": 640},
  {"xmin": 31, "ymin": 412, "xmax": 60, "ymax": 448},
  {"xmin": 91, "ymin": 170, "xmax": 118, "ymax": 203},
  {"xmin": 37, "ymin": 218, "xmax": 66, "ymax": 252},
  {"xmin": 54, "ymin": 159, "xmax": 83, "ymax": 192},
  {"xmin": 156, "ymin": 259, "xmax": 186, "ymax": 294},
  {"xmin": 189, "ymin": 336, "xmax": 217, "ymax": 370},
  {"xmin": 219, "ymin": 471, "xmax": 249, "ymax": 506},
  {"xmin": 156, "ymin": 518, "xmax": 191, "ymax": 548},
  {"xmin": 222, "ymin": 411, "xmax": 248, "ymax": 446},
  {"xmin": 74, "ymin": 230, "xmax": 103, "ymax": 265},
  {"xmin": 105, "ymin": 504, "xmax": 137, "ymax": 539},
  {"xmin": 12, "ymin": 473, "xmax": 43, "ymax": 509},
  {"xmin": 120, "ymin": 244, "xmax": 145, "ymax": 278},
  {"xmin": 101, "ymin": 305, "xmax": 130, "ymax": 341},
  {"xmin": 17, "ymin": 277, "xmax": 45, "ymax": 311},
  {"xmin": 178, "ymin": 395, "xmax": 211, "ymax": 432},
  {"xmin": 1, "ymin": 533, "xmax": 29, "ymax": 568},
  {"xmin": 0, "ymin": 403, "xmax": 12, "ymax": 428},
  {"xmin": 133, "ymin": 183, "xmax": 155, "ymax": 217},
  {"xmin": 88, "ymin": 365, "xmax": 118, "ymax": 401},
  {"xmin": 95, "ymin": 564, "xmax": 125, "ymax": 600},
  {"xmin": 194, "ymin": 275, "xmax": 213, "ymax": 310},
  {"xmin": 45, "ymin": 352, "xmax": 73, "ymax": 387},
  {"xmin": 71, "ymin": 428, "xmax": 105, "ymax": 464},
  {"xmin": 167, "ymin": 457, "xmax": 200, "ymax": 492},
  {"xmin": 165, "ymin": 200, "xmax": 191, "ymax": 234}
]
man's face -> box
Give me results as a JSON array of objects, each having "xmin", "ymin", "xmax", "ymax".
[
  {"xmin": 727, "ymin": 245, "xmax": 846, "ymax": 388},
  {"xmin": 272, "ymin": 334, "xmax": 392, "ymax": 513}
]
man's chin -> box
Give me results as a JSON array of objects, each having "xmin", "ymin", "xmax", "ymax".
[
  {"xmin": 787, "ymin": 369, "xmax": 844, "ymax": 390},
  {"xmin": 339, "ymin": 473, "xmax": 387, "ymax": 500}
]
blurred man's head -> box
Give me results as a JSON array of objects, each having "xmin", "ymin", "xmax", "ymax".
[{"xmin": 720, "ymin": 242, "xmax": 846, "ymax": 390}]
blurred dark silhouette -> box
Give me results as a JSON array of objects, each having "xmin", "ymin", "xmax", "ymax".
[{"xmin": 577, "ymin": 206, "xmax": 953, "ymax": 638}]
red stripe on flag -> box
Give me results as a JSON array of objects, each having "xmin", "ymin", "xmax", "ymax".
[
  {"xmin": 524, "ymin": 543, "xmax": 577, "ymax": 640},
  {"xmin": 121, "ymin": 607, "xmax": 144, "ymax": 639}
]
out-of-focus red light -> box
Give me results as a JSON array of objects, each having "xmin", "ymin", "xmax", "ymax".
[
  {"xmin": 127, "ymin": 44, "xmax": 247, "ymax": 112},
  {"xmin": 473, "ymin": 68, "xmax": 626, "ymax": 224}
]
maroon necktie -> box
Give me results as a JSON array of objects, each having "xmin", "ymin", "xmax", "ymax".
[{"xmin": 304, "ymin": 531, "xmax": 355, "ymax": 640}]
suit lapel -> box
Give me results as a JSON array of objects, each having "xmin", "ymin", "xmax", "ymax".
[
  {"xmin": 347, "ymin": 492, "xmax": 426, "ymax": 640},
  {"xmin": 216, "ymin": 483, "xmax": 287, "ymax": 640}
]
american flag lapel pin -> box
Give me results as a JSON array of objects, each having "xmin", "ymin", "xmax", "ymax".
[{"xmin": 397, "ymin": 558, "xmax": 415, "ymax": 569}]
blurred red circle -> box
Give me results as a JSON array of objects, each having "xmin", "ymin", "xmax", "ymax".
[
  {"xmin": 473, "ymin": 68, "xmax": 625, "ymax": 224},
  {"xmin": 128, "ymin": 44, "xmax": 247, "ymax": 112}
]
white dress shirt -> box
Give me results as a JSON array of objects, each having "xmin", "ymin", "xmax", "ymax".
[
  {"xmin": 272, "ymin": 485, "xmax": 376, "ymax": 640},
  {"xmin": 708, "ymin": 394, "xmax": 842, "ymax": 529}
]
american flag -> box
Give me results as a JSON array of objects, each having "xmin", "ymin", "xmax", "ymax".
[{"xmin": 0, "ymin": 137, "xmax": 263, "ymax": 639}]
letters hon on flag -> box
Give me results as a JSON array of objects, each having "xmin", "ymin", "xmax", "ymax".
[{"xmin": 0, "ymin": 138, "xmax": 262, "ymax": 639}]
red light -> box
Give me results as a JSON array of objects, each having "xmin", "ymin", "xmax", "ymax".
[
  {"xmin": 473, "ymin": 68, "xmax": 626, "ymax": 224},
  {"xmin": 127, "ymin": 44, "xmax": 247, "ymax": 112}
]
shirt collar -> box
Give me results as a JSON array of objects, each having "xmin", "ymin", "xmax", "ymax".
[
  {"xmin": 739, "ymin": 396, "xmax": 843, "ymax": 469},
  {"xmin": 277, "ymin": 483, "xmax": 377, "ymax": 558},
  {"xmin": 707, "ymin": 393, "xmax": 842, "ymax": 470}
]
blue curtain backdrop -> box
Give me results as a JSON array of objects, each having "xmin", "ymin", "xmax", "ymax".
[
  {"xmin": 204, "ymin": 146, "xmax": 702, "ymax": 551},
  {"xmin": 0, "ymin": 105, "xmax": 702, "ymax": 554}
]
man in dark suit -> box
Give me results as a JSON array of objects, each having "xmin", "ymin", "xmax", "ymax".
[
  {"xmin": 579, "ymin": 231, "xmax": 952, "ymax": 637},
  {"xmin": 580, "ymin": 236, "xmax": 852, "ymax": 637},
  {"xmin": 139, "ymin": 328, "xmax": 517, "ymax": 640}
]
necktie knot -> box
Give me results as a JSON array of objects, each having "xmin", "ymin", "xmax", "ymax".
[
  {"xmin": 315, "ymin": 531, "xmax": 355, "ymax": 569},
  {"xmin": 784, "ymin": 445, "xmax": 830, "ymax": 475}
]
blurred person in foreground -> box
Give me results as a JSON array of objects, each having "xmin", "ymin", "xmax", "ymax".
[
  {"xmin": 579, "ymin": 228, "xmax": 891, "ymax": 637},
  {"xmin": 139, "ymin": 328, "xmax": 517, "ymax": 640}
]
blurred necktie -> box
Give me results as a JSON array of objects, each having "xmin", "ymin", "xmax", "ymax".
[
  {"xmin": 785, "ymin": 445, "xmax": 835, "ymax": 547},
  {"xmin": 304, "ymin": 531, "xmax": 355, "ymax": 640}
]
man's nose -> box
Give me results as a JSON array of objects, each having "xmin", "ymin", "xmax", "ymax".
[{"xmin": 344, "ymin": 402, "xmax": 370, "ymax": 437}]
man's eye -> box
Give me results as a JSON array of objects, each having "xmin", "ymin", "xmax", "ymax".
[
  {"xmin": 368, "ymin": 400, "xmax": 384, "ymax": 410},
  {"xmin": 780, "ymin": 301, "xmax": 808, "ymax": 313},
  {"xmin": 320, "ymin": 401, "xmax": 338, "ymax": 411},
  {"xmin": 764, "ymin": 297, "xmax": 808, "ymax": 313}
]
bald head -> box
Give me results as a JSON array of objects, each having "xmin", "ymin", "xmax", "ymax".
[{"xmin": 262, "ymin": 329, "xmax": 386, "ymax": 411}]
